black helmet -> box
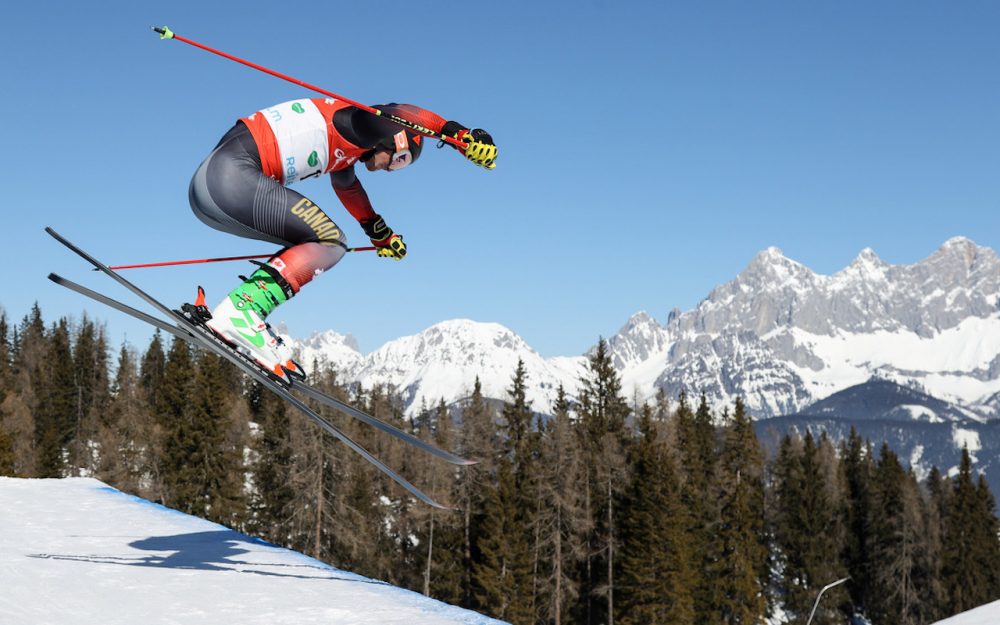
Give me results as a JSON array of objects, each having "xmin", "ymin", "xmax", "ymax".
[{"xmin": 383, "ymin": 130, "xmax": 422, "ymax": 170}]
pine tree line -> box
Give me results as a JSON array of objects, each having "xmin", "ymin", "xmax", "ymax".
[{"xmin": 1, "ymin": 308, "xmax": 999, "ymax": 624}]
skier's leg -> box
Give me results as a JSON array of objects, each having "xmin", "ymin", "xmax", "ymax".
[{"xmin": 188, "ymin": 123, "xmax": 347, "ymax": 377}]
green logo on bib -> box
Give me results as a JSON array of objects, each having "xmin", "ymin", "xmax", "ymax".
[
  {"xmin": 291, "ymin": 102, "xmax": 305, "ymax": 114},
  {"xmin": 308, "ymin": 151, "xmax": 319, "ymax": 167}
]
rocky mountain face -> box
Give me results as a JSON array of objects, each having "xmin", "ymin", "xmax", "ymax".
[
  {"xmin": 289, "ymin": 237, "xmax": 1000, "ymax": 424},
  {"xmin": 607, "ymin": 237, "xmax": 1000, "ymax": 419}
]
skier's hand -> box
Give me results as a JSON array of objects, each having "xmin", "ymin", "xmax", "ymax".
[
  {"xmin": 443, "ymin": 121, "xmax": 497, "ymax": 170},
  {"xmin": 361, "ymin": 216, "xmax": 407, "ymax": 261},
  {"xmin": 375, "ymin": 234, "xmax": 406, "ymax": 260}
]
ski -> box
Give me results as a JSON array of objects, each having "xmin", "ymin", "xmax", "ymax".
[
  {"xmin": 46, "ymin": 227, "xmax": 454, "ymax": 509},
  {"xmin": 48, "ymin": 273, "xmax": 473, "ymax": 467}
]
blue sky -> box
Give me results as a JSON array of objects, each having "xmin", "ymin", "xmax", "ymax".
[{"xmin": 6, "ymin": 1, "xmax": 999, "ymax": 356}]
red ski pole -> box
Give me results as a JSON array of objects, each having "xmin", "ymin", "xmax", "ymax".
[
  {"xmin": 101, "ymin": 247, "xmax": 376, "ymax": 271},
  {"xmin": 152, "ymin": 26, "xmax": 468, "ymax": 150}
]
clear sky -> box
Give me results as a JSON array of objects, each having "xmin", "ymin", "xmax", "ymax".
[{"xmin": 5, "ymin": 1, "xmax": 999, "ymax": 357}]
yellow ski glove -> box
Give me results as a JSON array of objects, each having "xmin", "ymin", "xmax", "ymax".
[
  {"xmin": 443, "ymin": 121, "xmax": 497, "ymax": 170},
  {"xmin": 361, "ymin": 216, "xmax": 407, "ymax": 261}
]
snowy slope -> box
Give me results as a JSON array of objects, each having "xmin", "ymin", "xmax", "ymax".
[
  {"xmin": 932, "ymin": 600, "xmax": 1000, "ymax": 625},
  {"xmin": 0, "ymin": 477, "xmax": 506, "ymax": 625}
]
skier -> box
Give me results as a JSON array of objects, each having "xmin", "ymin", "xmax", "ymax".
[{"xmin": 187, "ymin": 97, "xmax": 497, "ymax": 381}]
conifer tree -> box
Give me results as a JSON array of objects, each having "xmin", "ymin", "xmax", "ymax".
[
  {"xmin": 474, "ymin": 453, "xmax": 533, "ymax": 624},
  {"xmin": 712, "ymin": 398, "xmax": 768, "ymax": 624},
  {"xmin": 839, "ymin": 427, "xmax": 875, "ymax": 612},
  {"xmin": 140, "ymin": 330, "xmax": 166, "ymax": 415},
  {"xmin": 282, "ymin": 374, "xmax": 340, "ymax": 562},
  {"xmin": 674, "ymin": 392, "xmax": 721, "ymax": 623},
  {"xmin": 773, "ymin": 432, "xmax": 849, "ymax": 624},
  {"xmin": 97, "ymin": 344, "xmax": 150, "ymax": 494},
  {"xmin": 248, "ymin": 379, "xmax": 296, "ymax": 543},
  {"xmin": 0, "ymin": 312, "xmax": 11, "ymax": 393},
  {"xmin": 35, "ymin": 318, "xmax": 76, "ymax": 477},
  {"xmin": 69, "ymin": 315, "xmax": 110, "ymax": 473},
  {"xmin": 319, "ymin": 378, "xmax": 397, "ymax": 582},
  {"xmin": 168, "ymin": 351, "xmax": 244, "ymax": 524},
  {"xmin": 576, "ymin": 339, "xmax": 631, "ymax": 625},
  {"xmin": 535, "ymin": 386, "xmax": 589, "ymax": 625},
  {"xmin": 6, "ymin": 304, "xmax": 48, "ymax": 475},
  {"xmin": 974, "ymin": 475, "xmax": 1000, "ymax": 598},
  {"xmin": 156, "ymin": 336, "xmax": 196, "ymax": 506},
  {"xmin": 419, "ymin": 399, "xmax": 463, "ymax": 603},
  {"xmin": 455, "ymin": 377, "xmax": 498, "ymax": 608},
  {"xmin": 0, "ymin": 312, "xmax": 14, "ymax": 475},
  {"xmin": 473, "ymin": 361, "xmax": 536, "ymax": 624},
  {"xmin": 942, "ymin": 447, "xmax": 1000, "ymax": 612},
  {"xmin": 922, "ymin": 466, "xmax": 950, "ymax": 621},
  {"xmin": 618, "ymin": 402, "xmax": 694, "ymax": 625},
  {"xmin": 867, "ymin": 444, "xmax": 926, "ymax": 625}
]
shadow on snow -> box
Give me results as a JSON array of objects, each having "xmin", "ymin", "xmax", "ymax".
[{"xmin": 27, "ymin": 529, "xmax": 388, "ymax": 585}]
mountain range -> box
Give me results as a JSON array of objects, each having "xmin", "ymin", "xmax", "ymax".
[{"xmin": 288, "ymin": 237, "xmax": 1000, "ymax": 426}]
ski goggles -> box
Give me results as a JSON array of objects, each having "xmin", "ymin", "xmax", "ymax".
[{"xmin": 387, "ymin": 131, "xmax": 413, "ymax": 171}]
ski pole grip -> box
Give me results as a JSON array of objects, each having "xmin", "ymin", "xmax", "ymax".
[{"xmin": 152, "ymin": 26, "xmax": 175, "ymax": 40}]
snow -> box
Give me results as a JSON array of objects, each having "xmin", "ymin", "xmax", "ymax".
[
  {"xmin": 952, "ymin": 427, "xmax": 982, "ymax": 464},
  {"xmin": 785, "ymin": 315, "xmax": 1000, "ymax": 408},
  {"xmin": 932, "ymin": 600, "xmax": 1000, "ymax": 625},
  {"xmin": 0, "ymin": 477, "xmax": 506, "ymax": 625},
  {"xmin": 899, "ymin": 404, "xmax": 942, "ymax": 423}
]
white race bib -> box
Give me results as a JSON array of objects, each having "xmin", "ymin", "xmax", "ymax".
[{"xmin": 259, "ymin": 99, "xmax": 330, "ymax": 185}]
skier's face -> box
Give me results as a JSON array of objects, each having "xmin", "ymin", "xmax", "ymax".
[{"xmin": 365, "ymin": 149, "xmax": 393, "ymax": 172}]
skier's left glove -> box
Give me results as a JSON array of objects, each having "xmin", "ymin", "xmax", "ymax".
[
  {"xmin": 361, "ymin": 216, "xmax": 407, "ymax": 260},
  {"xmin": 442, "ymin": 121, "xmax": 497, "ymax": 170}
]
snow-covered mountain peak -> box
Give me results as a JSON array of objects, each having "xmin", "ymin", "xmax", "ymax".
[
  {"xmin": 365, "ymin": 319, "xmax": 537, "ymax": 369},
  {"xmin": 743, "ymin": 247, "xmax": 814, "ymax": 286},
  {"xmin": 923, "ymin": 236, "xmax": 998, "ymax": 280},
  {"xmin": 602, "ymin": 311, "xmax": 673, "ymax": 370},
  {"xmin": 832, "ymin": 247, "xmax": 890, "ymax": 288},
  {"xmin": 300, "ymin": 329, "xmax": 361, "ymax": 353},
  {"xmin": 287, "ymin": 328, "xmax": 364, "ymax": 372},
  {"xmin": 337, "ymin": 320, "xmax": 586, "ymax": 415},
  {"xmin": 850, "ymin": 246, "xmax": 886, "ymax": 269}
]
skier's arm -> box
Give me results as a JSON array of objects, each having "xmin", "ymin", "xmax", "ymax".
[
  {"xmin": 330, "ymin": 168, "xmax": 406, "ymax": 260},
  {"xmin": 330, "ymin": 167, "xmax": 376, "ymax": 223}
]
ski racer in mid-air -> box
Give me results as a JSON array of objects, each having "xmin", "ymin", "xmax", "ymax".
[{"xmin": 186, "ymin": 98, "xmax": 497, "ymax": 382}]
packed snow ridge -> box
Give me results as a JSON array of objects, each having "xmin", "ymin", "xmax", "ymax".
[
  {"xmin": 286, "ymin": 238, "xmax": 1000, "ymax": 420},
  {"xmin": 0, "ymin": 477, "xmax": 506, "ymax": 625}
]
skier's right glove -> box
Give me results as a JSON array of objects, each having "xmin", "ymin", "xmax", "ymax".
[{"xmin": 360, "ymin": 216, "xmax": 407, "ymax": 260}]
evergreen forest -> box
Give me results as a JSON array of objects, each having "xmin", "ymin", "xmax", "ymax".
[{"xmin": 1, "ymin": 307, "xmax": 999, "ymax": 625}]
